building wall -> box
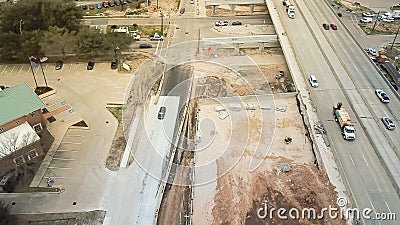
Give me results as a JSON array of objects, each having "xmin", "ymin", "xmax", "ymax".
[
  {"xmin": 0, "ymin": 140, "xmax": 43, "ymax": 177},
  {"xmin": 0, "ymin": 109, "xmax": 46, "ymax": 134}
]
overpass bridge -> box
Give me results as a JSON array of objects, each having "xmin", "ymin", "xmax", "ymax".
[{"xmin": 205, "ymin": 0, "xmax": 266, "ymax": 15}]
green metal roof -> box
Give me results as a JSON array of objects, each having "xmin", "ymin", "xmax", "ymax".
[{"xmin": 0, "ymin": 83, "xmax": 45, "ymax": 126}]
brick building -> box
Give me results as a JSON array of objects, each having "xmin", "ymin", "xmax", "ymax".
[{"xmin": 0, "ymin": 83, "xmax": 47, "ymax": 176}]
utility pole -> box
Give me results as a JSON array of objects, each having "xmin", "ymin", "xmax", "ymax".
[
  {"xmin": 391, "ymin": 26, "xmax": 400, "ymax": 50},
  {"xmin": 372, "ymin": 11, "xmax": 380, "ymax": 32},
  {"xmin": 161, "ymin": 12, "xmax": 164, "ymax": 36}
]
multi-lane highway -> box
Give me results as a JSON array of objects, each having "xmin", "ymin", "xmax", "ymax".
[{"xmin": 272, "ymin": 0, "xmax": 400, "ymax": 223}]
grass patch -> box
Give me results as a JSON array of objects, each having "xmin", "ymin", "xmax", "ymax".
[
  {"xmin": 358, "ymin": 23, "xmax": 396, "ymax": 35},
  {"xmin": 107, "ymin": 104, "xmax": 123, "ymax": 123}
]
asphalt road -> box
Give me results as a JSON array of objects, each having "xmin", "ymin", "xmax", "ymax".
[{"xmin": 274, "ymin": 0, "xmax": 400, "ymax": 224}]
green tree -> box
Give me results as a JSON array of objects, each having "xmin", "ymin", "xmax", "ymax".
[
  {"xmin": 0, "ymin": 32, "xmax": 20, "ymax": 59},
  {"xmin": 0, "ymin": 201, "xmax": 17, "ymax": 225},
  {"xmin": 43, "ymin": 26, "xmax": 77, "ymax": 58}
]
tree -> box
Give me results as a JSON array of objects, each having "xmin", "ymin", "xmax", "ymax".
[
  {"xmin": 0, "ymin": 201, "xmax": 17, "ymax": 225},
  {"xmin": 0, "ymin": 32, "xmax": 20, "ymax": 59},
  {"xmin": 43, "ymin": 26, "xmax": 77, "ymax": 58}
]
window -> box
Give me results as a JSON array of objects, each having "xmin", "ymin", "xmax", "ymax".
[
  {"xmin": 33, "ymin": 123, "xmax": 42, "ymax": 132},
  {"xmin": 27, "ymin": 149, "xmax": 38, "ymax": 160},
  {"xmin": 13, "ymin": 155, "xmax": 25, "ymax": 166}
]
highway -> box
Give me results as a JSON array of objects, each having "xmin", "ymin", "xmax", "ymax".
[{"xmin": 272, "ymin": 0, "xmax": 400, "ymax": 224}]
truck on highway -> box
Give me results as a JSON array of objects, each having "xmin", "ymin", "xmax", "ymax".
[
  {"xmin": 150, "ymin": 33, "xmax": 164, "ymax": 41},
  {"xmin": 333, "ymin": 102, "xmax": 356, "ymax": 140},
  {"xmin": 287, "ymin": 4, "xmax": 295, "ymax": 19}
]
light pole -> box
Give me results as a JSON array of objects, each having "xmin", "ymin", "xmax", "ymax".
[{"xmin": 114, "ymin": 46, "xmax": 119, "ymax": 58}]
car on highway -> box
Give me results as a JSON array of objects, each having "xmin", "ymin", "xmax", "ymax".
[
  {"xmin": 381, "ymin": 117, "xmax": 396, "ymax": 130},
  {"xmin": 382, "ymin": 17, "xmax": 394, "ymax": 23},
  {"xmin": 365, "ymin": 48, "xmax": 377, "ymax": 56},
  {"xmin": 309, "ymin": 75, "xmax": 318, "ymax": 88},
  {"xmin": 111, "ymin": 59, "xmax": 118, "ymax": 69},
  {"xmin": 362, "ymin": 12, "xmax": 375, "ymax": 17},
  {"xmin": 55, "ymin": 60, "xmax": 63, "ymax": 70},
  {"xmin": 360, "ymin": 17, "xmax": 372, "ymax": 23},
  {"xmin": 215, "ymin": 21, "xmax": 229, "ymax": 26},
  {"xmin": 139, "ymin": 43, "xmax": 152, "ymax": 48},
  {"xmin": 322, "ymin": 23, "xmax": 330, "ymax": 30},
  {"xmin": 330, "ymin": 23, "xmax": 337, "ymax": 30},
  {"xmin": 87, "ymin": 61, "xmax": 95, "ymax": 70},
  {"xmin": 375, "ymin": 89, "xmax": 390, "ymax": 103},
  {"xmin": 232, "ymin": 21, "xmax": 242, "ymax": 26},
  {"xmin": 158, "ymin": 106, "xmax": 166, "ymax": 120}
]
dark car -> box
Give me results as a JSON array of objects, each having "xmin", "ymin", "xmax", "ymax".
[
  {"xmin": 330, "ymin": 23, "xmax": 338, "ymax": 30},
  {"xmin": 108, "ymin": 0, "xmax": 115, "ymax": 7},
  {"xmin": 232, "ymin": 21, "xmax": 242, "ymax": 26},
  {"xmin": 158, "ymin": 106, "xmax": 166, "ymax": 120},
  {"xmin": 111, "ymin": 59, "xmax": 118, "ymax": 69},
  {"xmin": 89, "ymin": 4, "xmax": 95, "ymax": 10},
  {"xmin": 87, "ymin": 61, "xmax": 95, "ymax": 70},
  {"xmin": 126, "ymin": 0, "xmax": 132, "ymax": 3},
  {"xmin": 114, "ymin": 0, "xmax": 120, "ymax": 6},
  {"xmin": 55, "ymin": 60, "xmax": 63, "ymax": 70},
  {"xmin": 337, "ymin": 12, "xmax": 342, "ymax": 17},
  {"xmin": 323, "ymin": 23, "xmax": 330, "ymax": 30},
  {"xmin": 82, "ymin": 5, "xmax": 88, "ymax": 10},
  {"xmin": 139, "ymin": 43, "xmax": 152, "ymax": 48}
]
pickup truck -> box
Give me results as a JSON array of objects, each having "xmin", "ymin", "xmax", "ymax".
[{"xmin": 150, "ymin": 33, "xmax": 164, "ymax": 41}]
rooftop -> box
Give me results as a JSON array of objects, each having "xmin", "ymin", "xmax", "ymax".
[{"xmin": 0, "ymin": 83, "xmax": 45, "ymax": 126}]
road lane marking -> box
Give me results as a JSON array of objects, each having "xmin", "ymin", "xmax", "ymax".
[
  {"xmin": 56, "ymin": 149, "xmax": 78, "ymax": 152},
  {"xmin": 66, "ymin": 134, "xmax": 85, "ymax": 137},
  {"xmin": 349, "ymin": 153, "xmax": 356, "ymax": 166},
  {"xmin": 60, "ymin": 142, "xmax": 82, "ymax": 144},
  {"xmin": 48, "ymin": 166, "xmax": 71, "ymax": 169},
  {"xmin": 53, "ymin": 158, "xmax": 75, "ymax": 161},
  {"xmin": 361, "ymin": 153, "xmax": 369, "ymax": 167},
  {"xmin": 1, "ymin": 65, "xmax": 7, "ymax": 75}
]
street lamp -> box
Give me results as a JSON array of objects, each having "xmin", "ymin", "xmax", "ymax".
[{"xmin": 114, "ymin": 46, "xmax": 120, "ymax": 58}]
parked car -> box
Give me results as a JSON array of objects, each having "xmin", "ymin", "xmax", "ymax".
[
  {"xmin": 381, "ymin": 117, "xmax": 396, "ymax": 130},
  {"xmin": 139, "ymin": 43, "xmax": 152, "ymax": 48},
  {"xmin": 232, "ymin": 21, "xmax": 242, "ymax": 26},
  {"xmin": 309, "ymin": 75, "xmax": 318, "ymax": 88},
  {"xmin": 82, "ymin": 4, "xmax": 88, "ymax": 10},
  {"xmin": 114, "ymin": 0, "xmax": 120, "ymax": 6},
  {"xmin": 360, "ymin": 17, "xmax": 373, "ymax": 23},
  {"xmin": 111, "ymin": 59, "xmax": 118, "ymax": 69},
  {"xmin": 87, "ymin": 61, "xmax": 95, "ymax": 70},
  {"xmin": 215, "ymin": 21, "xmax": 229, "ymax": 26},
  {"xmin": 322, "ymin": 23, "xmax": 330, "ymax": 30},
  {"xmin": 362, "ymin": 12, "xmax": 375, "ymax": 17},
  {"xmin": 102, "ymin": 1, "xmax": 109, "ymax": 8},
  {"xmin": 108, "ymin": 0, "xmax": 115, "ymax": 7},
  {"xmin": 121, "ymin": 0, "xmax": 127, "ymax": 4},
  {"xmin": 382, "ymin": 17, "xmax": 395, "ymax": 23},
  {"xmin": 126, "ymin": 0, "xmax": 132, "ymax": 2},
  {"xmin": 89, "ymin": 4, "xmax": 95, "ymax": 10},
  {"xmin": 96, "ymin": 3, "xmax": 102, "ymax": 9},
  {"xmin": 330, "ymin": 23, "xmax": 337, "ymax": 30},
  {"xmin": 55, "ymin": 60, "xmax": 63, "ymax": 70},
  {"xmin": 158, "ymin": 106, "xmax": 166, "ymax": 120},
  {"xmin": 375, "ymin": 89, "xmax": 390, "ymax": 103}
]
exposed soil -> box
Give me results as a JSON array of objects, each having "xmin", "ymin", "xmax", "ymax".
[{"xmin": 14, "ymin": 210, "xmax": 106, "ymax": 225}]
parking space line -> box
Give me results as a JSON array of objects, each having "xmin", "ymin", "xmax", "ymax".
[
  {"xmin": 53, "ymin": 158, "xmax": 75, "ymax": 161},
  {"xmin": 56, "ymin": 149, "xmax": 79, "ymax": 152},
  {"xmin": 48, "ymin": 166, "xmax": 71, "ymax": 169},
  {"xmin": 66, "ymin": 134, "xmax": 85, "ymax": 137},
  {"xmin": 60, "ymin": 141, "xmax": 82, "ymax": 144},
  {"xmin": 18, "ymin": 65, "xmax": 25, "ymax": 74},
  {"xmin": 10, "ymin": 65, "xmax": 15, "ymax": 73},
  {"xmin": 1, "ymin": 65, "xmax": 7, "ymax": 75}
]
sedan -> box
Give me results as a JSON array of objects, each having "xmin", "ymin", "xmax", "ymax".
[
  {"xmin": 87, "ymin": 61, "xmax": 95, "ymax": 70},
  {"xmin": 381, "ymin": 117, "xmax": 396, "ymax": 130},
  {"xmin": 362, "ymin": 12, "xmax": 375, "ymax": 17},
  {"xmin": 330, "ymin": 23, "xmax": 337, "ymax": 30},
  {"xmin": 322, "ymin": 23, "xmax": 330, "ymax": 30},
  {"xmin": 139, "ymin": 43, "xmax": 152, "ymax": 48},
  {"xmin": 309, "ymin": 75, "xmax": 318, "ymax": 88},
  {"xmin": 114, "ymin": 0, "xmax": 120, "ymax": 6},
  {"xmin": 108, "ymin": 0, "xmax": 115, "ymax": 7},
  {"xmin": 375, "ymin": 89, "xmax": 390, "ymax": 103},
  {"xmin": 232, "ymin": 21, "xmax": 242, "ymax": 26},
  {"xmin": 215, "ymin": 21, "xmax": 229, "ymax": 26},
  {"xmin": 55, "ymin": 60, "xmax": 63, "ymax": 70},
  {"xmin": 111, "ymin": 59, "xmax": 118, "ymax": 69},
  {"xmin": 96, "ymin": 3, "xmax": 102, "ymax": 9},
  {"xmin": 89, "ymin": 4, "xmax": 95, "ymax": 10}
]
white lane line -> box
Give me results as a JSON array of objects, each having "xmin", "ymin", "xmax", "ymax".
[
  {"xmin": 66, "ymin": 135, "xmax": 85, "ymax": 137},
  {"xmin": 385, "ymin": 201, "xmax": 392, "ymax": 213},
  {"xmin": 45, "ymin": 176, "xmax": 66, "ymax": 179},
  {"xmin": 10, "ymin": 65, "xmax": 15, "ymax": 73},
  {"xmin": 56, "ymin": 149, "xmax": 78, "ymax": 152},
  {"xmin": 361, "ymin": 153, "xmax": 369, "ymax": 167},
  {"xmin": 60, "ymin": 142, "xmax": 82, "ymax": 144},
  {"xmin": 19, "ymin": 65, "xmax": 24, "ymax": 74},
  {"xmin": 349, "ymin": 153, "xmax": 356, "ymax": 166},
  {"xmin": 48, "ymin": 167, "xmax": 71, "ymax": 169},
  {"xmin": 1, "ymin": 65, "xmax": 7, "ymax": 75},
  {"xmin": 52, "ymin": 158, "xmax": 75, "ymax": 161}
]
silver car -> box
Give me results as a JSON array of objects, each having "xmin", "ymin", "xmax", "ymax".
[{"xmin": 381, "ymin": 117, "xmax": 396, "ymax": 130}]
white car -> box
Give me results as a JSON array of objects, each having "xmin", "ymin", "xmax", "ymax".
[
  {"xmin": 362, "ymin": 12, "xmax": 375, "ymax": 17},
  {"xmin": 215, "ymin": 20, "xmax": 228, "ymax": 26},
  {"xmin": 309, "ymin": 75, "xmax": 318, "ymax": 88},
  {"xmin": 375, "ymin": 89, "xmax": 390, "ymax": 103},
  {"xmin": 381, "ymin": 117, "xmax": 396, "ymax": 130},
  {"xmin": 365, "ymin": 48, "xmax": 377, "ymax": 56},
  {"xmin": 382, "ymin": 17, "xmax": 395, "ymax": 23},
  {"xmin": 360, "ymin": 17, "xmax": 373, "ymax": 23}
]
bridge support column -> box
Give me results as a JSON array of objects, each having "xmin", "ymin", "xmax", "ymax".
[
  {"xmin": 250, "ymin": 4, "xmax": 255, "ymax": 13},
  {"xmin": 229, "ymin": 4, "xmax": 236, "ymax": 12},
  {"xmin": 211, "ymin": 5, "xmax": 217, "ymax": 15},
  {"xmin": 259, "ymin": 42, "xmax": 265, "ymax": 52}
]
